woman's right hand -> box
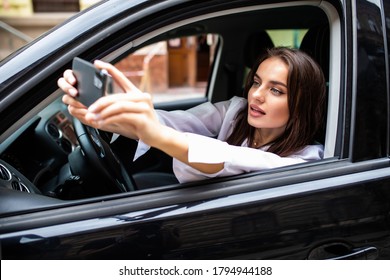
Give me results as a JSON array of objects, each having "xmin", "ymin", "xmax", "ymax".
[{"xmin": 57, "ymin": 69, "xmax": 90, "ymax": 124}]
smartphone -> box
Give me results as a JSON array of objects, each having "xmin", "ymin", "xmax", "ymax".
[{"xmin": 72, "ymin": 57, "xmax": 113, "ymax": 107}]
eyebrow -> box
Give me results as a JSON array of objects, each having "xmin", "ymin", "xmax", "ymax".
[{"xmin": 254, "ymin": 73, "xmax": 288, "ymax": 88}]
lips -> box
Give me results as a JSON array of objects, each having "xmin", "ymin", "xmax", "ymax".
[{"xmin": 249, "ymin": 104, "xmax": 266, "ymax": 117}]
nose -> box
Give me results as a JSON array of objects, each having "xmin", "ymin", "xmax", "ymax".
[{"xmin": 252, "ymin": 85, "xmax": 266, "ymax": 103}]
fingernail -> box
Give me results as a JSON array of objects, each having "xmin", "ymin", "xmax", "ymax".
[
  {"xmin": 88, "ymin": 104, "xmax": 97, "ymax": 112},
  {"xmin": 88, "ymin": 113, "xmax": 101, "ymax": 121},
  {"xmin": 94, "ymin": 60, "xmax": 103, "ymax": 66},
  {"xmin": 69, "ymin": 88, "xmax": 78, "ymax": 97},
  {"xmin": 90, "ymin": 117, "xmax": 103, "ymax": 128},
  {"xmin": 69, "ymin": 76, "xmax": 76, "ymax": 84},
  {"xmin": 85, "ymin": 111, "xmax": 98, "ymax": 119}
]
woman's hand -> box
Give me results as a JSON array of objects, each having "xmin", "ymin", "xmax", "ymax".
[
  {"xmin": 58, "ymin": 60, "xmax": 159, "ymax": 141},
  {"xmin": 85, "ymin": 92, "xmax": 161, "ymax": 143},
  {"xmin": 57, "ymin": 69, "xmax": 90, "ymax": 124}
]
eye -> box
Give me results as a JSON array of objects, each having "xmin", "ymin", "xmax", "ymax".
[
  {"xmin": 251, "ymin": 79, "xmax": 261, "ymax": 88},
  {"xmin": 270, "ymin": 87, "xmax": 284, "ymax": 95}
]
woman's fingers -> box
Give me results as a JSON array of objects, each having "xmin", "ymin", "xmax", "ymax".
[
  {"xmin": 57, "ymin": 69, "xmax": 78, "ymax": 97},
  {"xmin": 62, "ymin": 93, "xmax": 86, "ymax": 108},
  {"xmin": 87, "ymin": 109, "xmax": 158, "ymax": 141},
  {"xmin": 88, "ymin": 92, "xmax": 153, "ymax": 115},
  {"xmin": 63, "ymin": 69, "xmax": 77, "ymax": 85},
  {"xmin": 61, "ymin": 94, "xmax": 91, "ymax": 125},
  {"xmin": 94, "ymin": 60, "xmax": 142, "ymax": 94},
  {"xmin": 82, "ymin": 93, "xmax": 158, "ymax": 141},
  {"xmin": 85, "ymin": 101, "xmax": 151, "ymax": 125}
]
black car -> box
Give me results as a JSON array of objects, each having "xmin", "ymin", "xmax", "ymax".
[{"xmin": 0, "ymin": 0, "xmax": 389, "ymax": 260}]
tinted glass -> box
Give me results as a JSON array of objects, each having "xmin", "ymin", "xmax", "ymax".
[{"xmin": 354, "ymin": 0, "xmax": 388, "ymax": 160}]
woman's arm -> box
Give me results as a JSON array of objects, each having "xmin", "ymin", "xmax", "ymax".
[
  {"xmin": 173, "ymin": 133, "xmax": 324, "ymax": 183},
  {"xmin": 153, "ymin": 125, "xmax": 225, "ymax": 174}
]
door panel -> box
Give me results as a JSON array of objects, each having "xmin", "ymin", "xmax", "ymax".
[
  {"xmin": 2, "ymin": 164, "xmax": 390, "ymax": 259},
  {"xmin": 353, "ymin": 0, "xmax": 388, "ymax": 160}
]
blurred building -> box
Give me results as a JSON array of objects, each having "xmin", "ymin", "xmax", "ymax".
[
  {"xmin": 0, "ymin": 0, "xmax": 100, "ymax": 59},
  {"xmin": 0, "ymin": 0, "xmax": 215, "ymax": 98}
]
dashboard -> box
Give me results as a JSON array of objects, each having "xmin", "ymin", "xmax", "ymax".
[{"xmin": 0, "ymin": 98, "xmax": 78, "ymax": 196}]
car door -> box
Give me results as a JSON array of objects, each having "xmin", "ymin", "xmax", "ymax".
[{"xmin": 1, "ymin": 0, "xmax": 390, "ymax": 260}]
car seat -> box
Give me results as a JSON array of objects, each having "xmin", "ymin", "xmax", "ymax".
[
  {"xmin": 244, "ymin": 30, "xmax": 275, "ymax": 69},
  {"xmin": 299, "ymin": 24, "xmax": 330, "ymax": 81}
]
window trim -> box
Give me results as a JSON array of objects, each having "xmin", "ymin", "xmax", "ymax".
[{"xmin": 320, "ymin": 1, "xmax": 342, "ymax": 158}]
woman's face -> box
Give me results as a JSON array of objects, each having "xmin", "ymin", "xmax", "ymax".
[{"xmin": 247, "ymin": 57, "xmax": 290, "ymax": 141}]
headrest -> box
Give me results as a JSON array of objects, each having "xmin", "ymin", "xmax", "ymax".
[
  {"xmin": 244, "ymin": 31, "xmax": 274, "ymax": 69},
  {"xmin": 300, "ymin": 24, "xmax": 330, "ymax": 145},
  {"xmin": 300, "ymin": 25, "xmax": 330, "ymax": 80}
]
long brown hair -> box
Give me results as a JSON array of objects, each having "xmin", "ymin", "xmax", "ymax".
[{"xmin": 227, "ymin": 47, "xmax": 326, "ymax": 156}]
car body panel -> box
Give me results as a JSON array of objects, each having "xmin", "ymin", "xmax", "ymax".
[
  {"xmin": 0, "ymin": 0, "xmax": 389, "ymax": 259},
  {"xmin": 1, "ymin": 165, "xmax": 390, "ymax": 259}
]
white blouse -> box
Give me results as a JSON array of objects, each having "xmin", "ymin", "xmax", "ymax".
[{"xmin": 134, "ymin": 96, "xmax": 323, "ymax": 183}]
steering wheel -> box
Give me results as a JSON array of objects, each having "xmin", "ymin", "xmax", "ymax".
[{"xmin": 72, "ymin": 118, "xmax": 135, "ymax": 192}]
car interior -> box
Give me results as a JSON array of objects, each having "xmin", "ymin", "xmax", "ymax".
[{"xmin": 0, "ymin": 3, "xmax": 341, "ymax": 213}]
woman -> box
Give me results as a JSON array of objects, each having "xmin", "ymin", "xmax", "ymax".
[{"xmin": 58, "ymin": 47, "xmax": 326, "ymax": 183}]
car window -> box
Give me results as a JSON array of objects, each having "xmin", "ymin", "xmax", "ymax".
[
  {"xmin": 114, "ymin": 34, "xmax": 219, "ymax": 103},
  {"xmin": 266, "ymin": 29, "xmax": 308, "ymax": 48}
]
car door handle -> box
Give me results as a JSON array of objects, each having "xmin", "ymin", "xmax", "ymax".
[{"xmin": 308, "ymin": 242, "xmax": 379, "ymax": 260}]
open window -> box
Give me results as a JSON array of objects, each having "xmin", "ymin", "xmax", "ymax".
[{"xmin": 113, "ymin": 34, "xmax": 219, "ymax": 104}]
